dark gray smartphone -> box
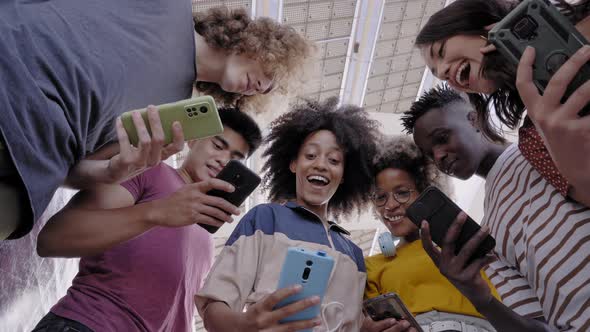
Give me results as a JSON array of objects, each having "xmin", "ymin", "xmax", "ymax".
[
  {"xmin": 488, "ymin": 0, "xmax": 590, "ymax": 116},
  {"xmin": 406, "ymin": 186, "xmax": 496, "ymax": 265},
  {"xmin": 363, "ymin": 293, "xmax": 423, "ymax": 332},
  {"xmin": 200, "ymin": 160, "xmax": 261, "ymax": 234}
]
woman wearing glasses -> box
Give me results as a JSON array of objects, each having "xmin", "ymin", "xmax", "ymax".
[{"xmin": 361, "ymin": 135, "xmax": 498, "ymax": 332}]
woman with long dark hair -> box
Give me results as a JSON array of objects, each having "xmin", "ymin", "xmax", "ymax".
[{"xmin": 415, "ymin": 0, "xmax": 590, "ymax": 207}]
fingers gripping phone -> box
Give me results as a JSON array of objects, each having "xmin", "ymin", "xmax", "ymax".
[
  {"xmin": 363, "ymin": 293, "xmax": 423, "ymax": 332},
  {"xmin": 406, "ymin": 187, "xmax": 496, "ymax": 265},
  {"xmin": 120, "ymin": 96, "xmax": 224, "ymax": 146},
  {"xmin": 275, "ymin": 247, "xmax": 334, "ymax": 330},
  {"xmin": 488, "ymin": 0, "xmax": 590, "ymax": 116},
  {"xmin": 200, "ymin": 160, "xmax": 261, "ymax": 234}
]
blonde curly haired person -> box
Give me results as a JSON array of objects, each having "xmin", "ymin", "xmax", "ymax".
[{"xmin": 0, "ymin": 3, "xmax": 314, "ymax": 240}]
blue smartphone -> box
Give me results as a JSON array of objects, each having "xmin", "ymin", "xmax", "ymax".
[{"xmin": 275, "ymin": 247, "xmax": 334, "ymax": 329}]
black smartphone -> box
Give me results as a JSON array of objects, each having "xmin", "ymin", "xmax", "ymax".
[
  {"xmin": 406, "ymin": 186, "xmax": 496, "ymax": 265},
  {"xmin": 488, "ymin": 0, "xmax": 590, "ymax": 116},
  {"xmin": 363, "ymin": 293, "xmax": 423, "ymax": 332},
  {"xmin": 199, "ymin": 160, "xmax": 261, "ymax": 234}
]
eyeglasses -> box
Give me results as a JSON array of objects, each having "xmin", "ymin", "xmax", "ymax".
[{"xmin": 371, "ymin": 188, "xmax": 416, "ymax": 207}]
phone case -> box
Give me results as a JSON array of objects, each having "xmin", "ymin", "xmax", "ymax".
[
  {"xmin": 488, "ymin": 0, "xmax": 590, "ymax": 116},
  {"xmin": 275, "ymin": 247, "xmax": 334, "ymax": 329},
  {"xmin": 406, "ymin": 186, "xmax": 496, "ymax": 264},
  {"xmin": 120, "ymin": 96, "xmax": 224, "ymax": 146},
  {"xmin": 363, "ymin": 293, "xmax": 423, "ymax": 332},
  {"xmin": 200, "ymin": 160, "xmax": 261, "ymax": 234}
]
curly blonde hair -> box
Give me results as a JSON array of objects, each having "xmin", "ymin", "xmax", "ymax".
[
  {"xmin": 372, "ymin": 135, "xmax": 452, "ymax": 196},
  {"xmin": 193, "ymin": 7, "xmax": 315, "ymax": 110}
]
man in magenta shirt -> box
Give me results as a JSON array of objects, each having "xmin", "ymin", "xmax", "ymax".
[{"xmin": 33, "ymin": 107, "xmax": 262, "ymax": 332}]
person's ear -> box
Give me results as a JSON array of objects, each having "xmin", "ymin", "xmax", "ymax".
[
  {"xmin": 467, "ymin": 111, "xmax": 480, "ymax": 133},
  {"xmin": 480, "ymin": 24, "xmax": 497, "ymax": 54},
  {"xmin": 289, "ymin": 160, "xmax": 296, "ymax": 174}
]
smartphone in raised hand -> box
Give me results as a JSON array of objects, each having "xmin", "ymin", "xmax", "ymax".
[
  {"xmin": 488, "ymin": 0, "xmax": 590, "ymax": 116},
  {"xmin": 120, "ymin": 96, "xmax": 224, "ymax": 146},
  {"xmin": 406, "ymin": 186, "xmax": 496, "ymax": 264},
  {"xmin": 200, "ymin": 160, "xmax": 261, "ymax": 234},
  {"xmin": 363, "ymin": 292, "xmax": 423, "ymax": 332},
  {"xmin": 274, "ymin": 247, "xmax": 334, "ymax": 332}
]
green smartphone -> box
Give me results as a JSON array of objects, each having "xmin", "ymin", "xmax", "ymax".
[{"xmin": 120, "ymin": 96, "xmax": 224, "ymax": 146}]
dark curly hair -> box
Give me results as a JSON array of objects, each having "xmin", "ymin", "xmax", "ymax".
[
  {"xmin": 372, "ymin": 135, "xmax": 451, "ymax": 195},
  {"xmin": 193, "ymin": 7, "xmax": 315, "ymax": 109},
  {"xmin": 218, "ymin": 107, "xmax": 262, "ymax": 156},
  {"xmin": 416, "ymin": 0, "xmax": 590, "ymax": 139},
  {"xmin": 401, "ymin": 85, "xmax": 506, "ymax": 143},
  {"xmin": 262, "ymin": 97, "xmax": 379, "ymax": 217}
]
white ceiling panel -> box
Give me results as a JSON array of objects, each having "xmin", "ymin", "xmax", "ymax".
[
  {"xmin": 399, "ymin": 18, "xmax": 422, "ymax": 38},
  {"xmin": 382, "ymin": 2, "xmax": 406, "ymax": 22},
  {"xmin": 425, "ymin": 0, "xmax": 446, "ymax": 16},
  {"xmin": 370, "ymin": 58, "xmax": 392, "ymax": 76},
  {"xmin": 332, "ymin": 0, "xmax": 357, "ymax": 18},
  {"xmin": 366, "ymin": 76, "xmax": 388, "ymax": 93},
  {"xmin": 378, "ymin": 21, "xmax": 402, "ymax": 41},
  {"xmin": 364, "ymin": 91, "xmax": 384, "ymax": 107},
  {"xmin": 322, "ymin": 73, "xmax": 344, "ymax": 90},
  {"xmin": 320, "ymin": 89, "xmax": 342, "ymax": 100},
  {"xmin": 390, "ymin": 53, "xmax": 411, "ymax": 72},
  {"xmin": 379, "ymin": 101, "xmax": 398, "ymax": 113},
  {"xmin": 323, "ymin": 57, "xmax": 347, "ymax": 75},
  {"xmin": 396, "ymin": 97, "xmax": 415, "ymax": 113},
  {"xmin": 305, "ymin": 21, "xmax": 330, "ymax": 40},
  {"xmin": 394, "ymin": 36, "xmax": 415, "ymax": 55},
  {"xmin": 409, "ymin": 48, "xmax": 426, "ymax": 68},
  {"xmin": 405, "ymin": 68, "xmax": 425, "ymax": 84},
  {"xmin": 192, "ymin": 0, "xmax": 252, "ymax": 12},
  {"xmin": 403, "ymin": 0, "xmax": 426, "ymax": 19},
  {"xmin": 383, "ymin": 87, "xmax": 402, "ymax": 103},
  {"xmin": 309, "ymin": 2, "xmax": 333, "ymax": 21},
  {"xmin": 329, "ymin": 18, "xmax": 354, "ymax": 38},
  {"xmin": 374, "ymin": 40, "xmax": 396, "ymax": 58},
  {"xmin": 325, "ymin": 39, "xmax": 349, "ymax": 57},
  {"xmin": 401, "ymin": 82, "xmax": 421, "ymax": 99},
  {"xmin": 387, "ymin": 71, "xmax": 407, "ymax": 88},
  {"xmin": 282, "ymin": 4, "xmax": 308, "ymax": 24}
]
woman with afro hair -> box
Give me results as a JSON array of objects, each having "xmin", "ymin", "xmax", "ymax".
[
  {"xmin": 361, "ymin": 135, "xmax": 498, "ymax": 332},
  {"xmin": 196, "ymin": 97, "xmax": 379, "ymax": 332}
]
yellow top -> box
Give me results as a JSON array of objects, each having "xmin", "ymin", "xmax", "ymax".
[{"xmin": 364, "ymin": 240, "xmax": 500, "ymax": 318}]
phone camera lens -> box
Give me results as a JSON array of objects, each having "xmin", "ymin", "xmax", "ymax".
[
  {"xmin": 192, "ymin": 112, "xmax": 199, "ymax": 117},
  {"xmin": 188, "ymin": 113, "xmax": 193, "ymax": 117},
  {"xmin": 200, "ymin": 106, "xmax": 208, "ymax": 113},
  {"xmin": 302, "ymin": 267, "xmax": 311, "ymax": 280},
  {"xmin": 306, "ymin": 260, "xmax": 313, "ymax": 266}
]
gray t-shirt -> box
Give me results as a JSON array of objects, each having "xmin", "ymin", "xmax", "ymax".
[{"xmin": 0, "ymin": 0, "xmax": 196, "ymax": 235}]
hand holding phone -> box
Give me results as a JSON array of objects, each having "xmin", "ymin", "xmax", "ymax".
[
  {"xmin": 274, "ymin": 247, "xmax": 335, "ymax": 332},
  {"xmin": 200, "ymin": 160, "xmax": 261, "ymax": 233},
  {"xmin": 120, "ymin": 96, "xmax": 224, "ymax": 146},
  {"xmin": 406, "ymin": 186, "xmax": 496, "ymax": 264},
  {"xmin": 418, "ymin": 212, "xmax": 497, "ymax": 309},
  {"xmin": 488, "ymin": 0, "xmax": 590, "ymax": 116},
  {"xmin": 363, "ymin": 293, "xmax": 423, "ymax": 332},
  {"xmin": 105, "ymin": 106, "xmax": 186, "ymax": 184},
  {"xmin": 238, "ymin": 285, "xmax": 322, "ymax": 332}
]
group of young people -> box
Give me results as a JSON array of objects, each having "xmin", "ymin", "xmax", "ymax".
[{"xmin": 1, "ymin": 0, "xmax": 589, "ymax": 331}]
